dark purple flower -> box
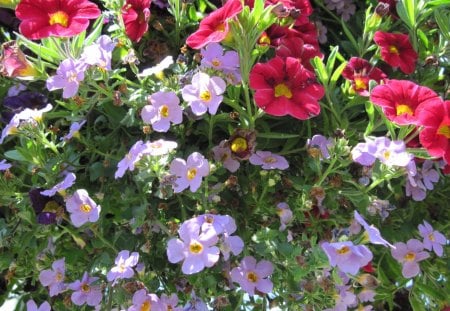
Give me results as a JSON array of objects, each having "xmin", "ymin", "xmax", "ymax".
[
  {"xmin": 66, "ymin": 189, "xmax": 101, "ymax": 227},
  {"xmin": 2, "ymin": 91, "xmax": 48, "ymax": 123},
  {"xmin": 230, "ymin": 256, "xmax": 274, "ymax": 296},
  {"xmin": 321, "ymin": 241, "xmax": 373, "ymax": 275},
  {"xmin": 29, "ymin": 188, "xmax": 64, "ymax": 225},
  {"xmin": 39, "ymin": 258, "xmax": 66, "ymax": 296},
  {"xmin": 418, "ymin": 221, "xmax": 446, "ymax": 257},
  {"xmin": 68, "ymin": 272, "xmax": 102, "ymax": 306},
  {"xmin": 391, "ymin": 239, "xmax": 430, "ymax": 278},
  {"xmin": 107, "ymin": 250, "xmax": 139, "ymax": 284}
]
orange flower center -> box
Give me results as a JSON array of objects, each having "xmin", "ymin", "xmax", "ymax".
[
  {"xmin": 396, "ymin": 104, "xmax": 414, "ymax": 116},
  {"xmin": 404, "ymin": 252, "xmax": 416, "ymax": 261},
  {"xmin": 55, "ymin": 272, "xmax": 63, "ymax": 282},
  {"xmin": 212, "ymin": 58, "xmax": 221, "ymax": 67},
  {"xmin": 140, "ymin": 301, "xmax": 151, "ymax": 311},
  {"xmin": 437, "ymin": 124, "xmax": 450, "ymax": 139},
  {"xmin": 81, "ymin": 284, "xmax": 90, "ymax": 293},
  {"xmin": 274, "ymin": 83, "xmax": 292, "ymax": 99},
  {"xmin": 354, "ymin": 78, "xmax": 367, "ymax": 91},
  {"xmin": 428, "ymin": 233, "xmax": 435, "ymax": 241},
  {"xmin": 337, "ymin": 246, "xmax": 350, "ymax": 255},
  {"xmin": 230, "ymin": 137, "xmax": 247, "ymax": 153},
  {"xmin": 264, "ymin": 156, "xmax": 277, "ymax": 163},
  {"xmin": 215, "ymin": 23, "xmax": 225, "ymax": 32},
  {"xmin": 49, "ymin": 11, "xmax": 69, "ymax": 27},
  {"xmin": 189, "ymin": 241, "xmax": 203, "ymax": 254},
  {"xmin": 199, "ymin": 90, "xmax": 212, "ymax": 102},
  {"xmin": 246, "ymin": 271, "xmax": 258, "ymax": 283},
  {"xmin": 389, "ymin": 45, "xmax": 399, "ymax": 54},
  {"xmin": 159, "ymin": 105, "xmax": 169, "ymax": 118},
  {"xmin": 383, "ymin": 150, "xmax": 391, "ymax": 159},
  {"xmin": 258, "ymin": 33, "xmax": 271, "ymax": 46},
  {"xmin": 80, "ymin": 204, "xmax": 92, "ymax": 213},
  {"xmin": 187, "ymin": 168, "xmax": 197, "ymax": 180}
]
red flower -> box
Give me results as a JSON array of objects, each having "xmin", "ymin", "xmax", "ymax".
[
  {"xmin": 370, "ymin": 80, "xmax": 441, "ymax": 125},
  {"xmin": 342, "ymin": 57, "xmax": 387, "ymax": 96},
  {"xmin": 373, "ymin": 31, "xmax": 418, "ymax": 74},
  {"xmin": 249, "ymin": 56, "xmax": 324, "ymax": 120},
  {"xmin": 186, "ymin": 0, "xmax": 243, "ymax": 50},
  {"xmin": 275, "ymin": 36, "xmax": 322, "ymax": 72},
  {"xmin": 362, "ymin": 262, "xmax": 375, "ymax": 273},
  {"xmin": 121, "ymin": 0, "xmax": 151, "ymax": 42},
  {"xmin": 267, "ymin": 22, "xmax": 320, "ymax": 50},
  {"xmin": 417, "ymin": 100, "xmax": 450, "ymax": 164},
  {"xmin": 15, "ymin": 0, "xmax": 101, "ymax": 40}
]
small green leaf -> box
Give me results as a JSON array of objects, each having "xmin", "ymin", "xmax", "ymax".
[
  {"xmin": 311, "ymin": 56, "xmax": 329, "ymax": 85},
  {"xmin": 326, "ymin": 46, "xmax": 339, "ymax": 76}
]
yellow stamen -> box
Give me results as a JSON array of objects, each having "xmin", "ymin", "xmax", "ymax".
[
  {"xmin": 43, "ymin": 201, "xmax": 60, "ymax": 212},
  {"xmin": 199, "ymin": 90, "xmax": 212, "ymax": 102},
  {"xmin": 212, "ymin": 58, "xmax": 221, "ymax": 67},
  {"xmin": 383, "ymin": 150, "xmax": 391, "ymax": 159},
  {"xmin": 396, "ymin": 104, "xmax": 413, "ymax": 116},
  {"xmin": 55, "ymin": 272, "xmax": 63, "ymax": 282},
  {"xmin": 49, "ymin": 11, "xmax": 69, "ymax": 27},
  {"xmin": 354, "ymin": 78, "xmax": 367, "ymax": 90},
  {"xmin": 159, "ymin": 105, "xmax": 169, "ymax": 118},
  {"xmin": 81, "ymin": 284, "xmax": 90, "ymax": 293},
  {"xmin": 404, "ymin": 252, "xmax": 416, "ymax": 261},
  {"xmin": 389, "ymin": 45, "xmax": 399, "ymax": 54},
  {"xmin": 187, "ymin": 168, "xmax": 197, "ymax": 180},
  {"xmin": 274, "ymin": 83, "xmax": 292, "ymax": 98},
  {"xmin": 263, "ymin": 156, "xmax": 276, "ymax": 164},
  {"xmin": 140, "ymin": 301, "xmax": 151, "ymax": 311},
  {"xmin": 80, "ymin": 204, "xmax": 92, "ymax": 213},
  {"xmin": 246, "ymin": 271, "xmax": 258, "ymax": 283},
  {"xmin": 230, "ymin": 137, "xmax": 247, "ymax": 153},
  {"xmin": 337, "ymin": 246, "xmax": 350, "ymax": 255},
  {"xmin": 189, "ymin": 241, "xmax": 203, "ymax": 254},
  {"xmin": 438, "ymin": 124, "xmax": 450, "ymax": 138},
  {"xmin": 215, "ymin": 23, "xmax": 225, "ymax": 32},
  {"xmin": 428, "ymin": 233, "xmax": 435, "ymax": 241}
]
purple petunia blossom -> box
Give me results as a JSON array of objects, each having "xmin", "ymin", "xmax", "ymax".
[
  {"xmin": 141, "ymin": 91, "xmax": 183, "ymax": 132},
  {"xmin": 169, "ymin": 152, "xmax": 210, "ymax": 193},
  {"xmin": 354, "ymin": 210, "xmax": 394, "ymax": 248},
  {"xmin": 391, "ymin": 239, "xmax": 430, "ymax": 278},
  {"xmin": 107, "ymin": 250, "xmax": 139, "ymax": 284},
  {"xmin": 306, "ymin": 134, "xmax": 334, "ymax": 159},
  {"xmin": 418, "ymin": 221, "xmax": 446, "ymax": 257},
  {"xmin": 321, "ymin": 241, "xmax": 373, "ymax": 275},
  {"xmin": 39, "ymin": 258, "xmax": 66, "ymax": 297},
  {"xmin": 81, "ymin": 35, "xmax": 116, "ymax": 70},
  {"xmin": 26, "ymin": 299, "xmax": 51, "ymax": 311},
  {"xmin": 212, "ymin": 140, "xmax": 240, "ymax": 173},
  {"xmin": 46, "ymin": 58, "xmax": 86, "ymax": 98},
  {"xmin": 181, "ymin": 72, "xmax": 226, "ymax": 115},
  {"xmin": 61, "ymin": 120, "xmax": 86, "ymax": 141},
  {"xmin": 41, "ymin": 172, "xmax": 76, "ymax": 197},
  {"xmin": 66, "ymin": 189, "xmax": 101, "ymax": 227},
  {"xmin": 276, "ymin": 202, "xmax": 293, "ymax": 231},
  {"xmin": 160, "ymin": 293, "xmax": 182, "ymax": 311},
  {"xmin": 0, "ymin": 159, "xmax": 11, "ymax": 171},
  {"xmin": 68, "ymin": 272, "xmax": 102, "ymax": 307},
  {"xmin": 351, "ymin": 137, "xmax": 412, "ymax": 167},
  {"xmin": 249, "ymin": 151, "xmax": 289, "ymax": 170},
  {"xmin": 128, "ymin": 289, "xmax": 163, "ymax": 311},
  {"xmin": 230, "ymin": 256, "xmax": 274, "ymax": 296},
  {"xmin": 167, "ymin": 220, "xmax": 220, "ymax": 274},
  {"xmin": 115, "ymin": 140, "xmax": 148, "ymax": 179}
]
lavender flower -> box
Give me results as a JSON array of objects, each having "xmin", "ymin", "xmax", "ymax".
[
  {"xmin": 144, "ymin": 139, "xmax": 178, "ymax": 156},
  {"xmin": 115, "ymin": 140, "xmax": 148, "ymax": 179},
  {"xmin": 358, "ymin": 288, "xmax": 376, "ymax": 302},
  {"xmin": 68, "ymin": 272, "xmax": 102, "ymax": 306},
  {"xmin": 46, "ymin": 58, "xmax": 86, "ymax": 98},
  {"xmin": 351, "ymin": 137, "xmax": 411, "ymax": 167},
  {"xmin": 200, "ymin": 43, "xmax": 240, "ymax": 82},
  {"xmin": 325, "ymin": 0, "xmax": 356, "ymax": 21},
  {"xmin": 249, "ymin": 151, "xmax": 289, "ymax": 170},
  {"xmin": 212, "ymin": 140, "xmax": 240, "ymax": 173},
  {"xmin": 81, "ymin": 35, "xmax": 116, "ymax": 70},
  {"xmin": 276, "ymin": 202, "xmax": 293, "ymax": 231},
  {"xmin": 354, "ymin": 210, "xmax": 394, "ymax": 248},
  {"xmin": 306, "ymin": 134, "xmax": 333, "ymax": 159},
  {"xmin": 418, "ymin": 221, "xmax": 446, "ymax": 257},
  {"xmin": 405, "ymin": 160, "xmax": 440, "ymax": 201},
  {"xmin": 39, "ymin": 258, "xmax": 66, "ymax": 296},
  {"xmin": 391, "ymin": 239, "xmax": 430, "ymax": 278},
  {"xmin": 61, "ymin": 120, "xmax": 86, "ymax": 141},
  {"xmin": 141, "ymin": 91, "xmax": 183, "ymax": 132},
  {"xmin": 219, "ymin": 233, "xmax": 244, "ymax": 260},
  {"xmin": 166, "ymin": 220, "xmax": 219, "ymax": 274},
  {"xmin": 128, "ymin": 289, "xmax": 163, "ymax": 311},
  {"xmin": 41, "ymin": 173, "xmax": 76, "ymax": 197},
  {"xmin": 160, "ymin": 293, "xmax": 182, "ymax": 311},
  {"xmin": 26, "ymin": 300, "xmax": 51, "ymax": 311},
  {"xmin": 0, "ymin": 159, "xmax": 11, "ymax": 171},
  {"xmin": 230, "ymin": 256, "xmax": 274, "ymax": 296},
  {"xmin": 169, "ymin": 152, "xmax": 210, "ymax": 193},
  {"xmin": 321, "ymin": 241, "xmax": 373, "ymax": 275},
  {"xmin": 181, "ymin": 72, "xmax": 226, "ymax": 116},
  {"xmin": 332, "ymin": 285, "xmax": 357, "ymax": 311},
  {"xmin": 66, "ymin": 189, "xmax": 101, "ymax": 227},
  {"xmin": 107, "ymin": 250, "xmax": 140, "ymax": 284},
  {"xmin": 183, "ymin": 292, "xmax": 209, "ymax": 311}
]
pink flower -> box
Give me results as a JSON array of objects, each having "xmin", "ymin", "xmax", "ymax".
[{"xmin": 121, "ymin": 0, "xmax": 151, "ymax": 42}]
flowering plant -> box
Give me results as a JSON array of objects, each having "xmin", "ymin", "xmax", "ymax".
[{"xmin": 0, "ymin": 0, "xmax": 449, "ymax": 310}]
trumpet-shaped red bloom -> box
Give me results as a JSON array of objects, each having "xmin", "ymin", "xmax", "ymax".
[
  {"xmin": 342, "ymin": 57, "xmax": 386, "ymax": 96},
  {"xmin": 370, "ymin": 80, "xmax": 441, "ymax": 125},
  {"xmin": 249, "ymin": 56, "xmax": 324, "ymax": 120},
  {"xmin": 417, "ymin": 100, "xmax": 450, "ymax": 164},
  {"xmin": 15, "ymin": 0, "xmax": 101, "ymax": 40},
  {"xmin": 186, "ymin": 0, "xmax": 243, "ymax": 50},
  {"xmin": 121, "ymin": 0, "xmax": 151, "ymax": 42},
  {"xmin": 373, "ymin": 31, "xmax": 418, "ymax": 74},
  {"xmin": 275, "ymin": 37, "xmax": 322, "ymax": 72}
]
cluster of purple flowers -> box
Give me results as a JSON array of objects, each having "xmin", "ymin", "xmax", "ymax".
[
  {"xmin": 200, "ymin": 42, "xmax": 241, "ymax": 84},
  {"xmin": 405, "ymin": 159, "xmax": 440, "ymax": 201},
  {"xmin": 167, "ymin": 214, "xmax": 244, "ymax": 274}
]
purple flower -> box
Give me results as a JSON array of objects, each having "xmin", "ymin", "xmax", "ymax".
[
  {"xmin": 332, "ymin": 285, "xmax": 357, "ymax": 311},
  {"xmin": 46, "ymin": 58, "xmax": 86, "ymax": 98},
  {"xmin": 183, "ymin": 292, "xmax": 209, "ymax": 311},
  {"xmin": 2, "ymin": 91, "xmax": 48, "ymax": 123},
  {"xmin": 66, "ymin": 189, "xmax": 101, "ymax": 227},
  {"xmin": 29, "ymin": 188, "xmax": 64, "ymax": 225},
  {"xmin": 190, "ymin": 214, "xmax": 237, "ymax": 235},
  {"xmin": 358, "ymin": 288, "xmax": 376, "ymax": 302},
  {"xmin": 61, "ymin": 120, "xmax": 86, "ymax": 141},
  {"xmin": 354, "ymin": 210, "xmax": 394, "ymax": 248},
  {"xmin": 7, "ymin": 83, "xmax": 26, "ymax": 97},
  {"xmin": 115, "ymin": 140, "xmax": 148, "ymax": 179},
  {"xmin": 200, "ymin": 43, "xmax": 240, "ymax": 82},
  {"xmin": 391, "ymin": 239, "xmax": 430, "ymax": 278},
  {"xmin": 41, "ymin": 172, "xmax": 76, "ymax": 197},
  {"xmin": 418, "ymin": 221, "xmax": 446, "ymax": 257},
  {"xmin": 68, "ymin": 272, "xmax": 102, "ymax": 307},
  {"xmin": 351, "ymin": 137, "xmax": 412, "ymax": 167},
  {"xmin": 128, "ymin": 289, "xmax": 163, "ymax": 311},
  {"xmin": 212, "ymin": 140, "xmax": 240, "ymax": 173},
  {"xmin": 143, "ymin": 139, "xmax": 178, "ymax": 156},
  {"xmin": 306, "ymin": 134, "xmax": 334, "ymax": 159},
  {"xmin": 81, "ymin": 35, "xmax": 116, "ymax": 70},
  {"xmin": 0, "ymin": 159, "xmax": 11, "ymax": 171},
  {"xmin": 321, "ymin": 241, "xmax": 373, "ymax": 275},
  {"xmin": 276, "ymin": 202, "xmax": 293, "ymax": 231},
  {"xmin": 249, "ymin": 151, "xmax": 289, "ymax": 170},
  {"xmin": 166, "ymin": 220, "xmax": 219, "ymax": 274},
  {"xmin": 160, "ymin": 293, "xmax": 182, "ymax": 311},
  {"xmin": 26, "ymin": 300, "xmax": 51, "ymax": 311},
  {"xmin": 230, "ymin": 256, "xmax": 274, "ymax": 296},
  {"xmin": 219, "ymin": 234, "xmax": 244, "ymax": 260},
  {"xmin": 107, "ymin": 250, "xmax": 140, "ymax": 284},
  {"xmin": 181, "ymin": 72, "xmax": 226, "ymax": 115},
  {"xmin": 141, "ymin": 91, "xmax": 183, "ymax": 132},
  {"xmin": 169, "ymin": 152, "xmax": 210, "ymax": 193},
  {"xmin": 39, "ymin": 258, "xmax": 66, "ymax": 296}
]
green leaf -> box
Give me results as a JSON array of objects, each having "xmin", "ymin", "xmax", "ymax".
[
  {"xmin": 16, "ymin": 34, "xmax": 61, "ymax": 63},
  {"xmin": 311, "ymin": 56, "xmax": 328, "ymax": 85},
  {"xmin": 340, "ymin": 19, "xmax": 359, "ymax": 53},
  {"xmin": 434, "ymin": 9, "xmax": 450, "ymax": 41},
  {"xmin": 257, "ymin": 132, "xmax": 300, "ymax": 139},
  {"xmin": 409, "ymin": 293, "xmax": 426, "ymax": 311},
  {"xmin": 396, "ymin": 0, "xmax": 417, "ymax": 29},
  {"xmin": 329, "ymin": 61, "xmax": 347, "ymax": 90},
  {"xmin": 84, "ymin": 16, "xmax": 104, "ymax": 47},
  {"xmin": 364, "ymin": 101, "xmax": 376, "ymax": 137},
  {"xmin": 326, "ymin": 46, "xmax": 339, "ymax": 76},
  {"xmin": 425, "ymin": 0, "xmax": 450, "ymax": 8}
]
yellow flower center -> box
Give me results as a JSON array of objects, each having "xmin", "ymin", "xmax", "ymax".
[
  {"xmin": 55, "ymin": 272, "xmax": 63, "ymax": 282},
  {"xmin": 205, "ymin": 215, "xmax": 214, "ymax": 224},
  {"xmin": 259, "ymin": 34, "xmax": 271, "ymax": 46},
  {"xmin": 274, "ymin": 83, "xmax": 292, "ymax": 98},
  {"xmin": 212, "ymin": 58, "xmax": 221, "ymax": 67},
  {"xmin": 81, "ymin": 284, "xmax": 90, "ymax": 293},
  {"xmin": 383, "ymin": 150, "xmax": 391, "ymax": 159},
  {"xmin": 187, "ymin": 168, "xmax": 197, "ymax": 180},
  {"xmin": 437, "ymin": 124, "xmax": 450, "ymax": 139},
  {"xmin": 80, "ymin": 204, "xmax": 92, "ymax": 213},
  {"xmin": 396, "ymin": 104, "xmax": 413, "ymax": 116},
  {"xmin": 189, "ymin": 241, "xmax": 203, "ymax": 254},
  {"xmin": 230, "ymin": 137, "xmax": 247, "ymax": 153},
  {"xmin": 389, "ymin": 45, "xmax": 399, "ymax": 54},
  {"xmin": 263, "ymin": 156, "xmax": 277, "ymax": 163},
  {"xmin": 140, "ymin": 301, "xmax": 151, "ymax": 311},
  {"xmin": 159, "ymin": 105, "xmax": 169, "ymax": 118},
  {"xmin": 215, "ymin": 23, "xmax": 225, "ymax": 32},
  {"xmin": 337, "ymin": 246, "xmax": 350, "ymax": 255},
  {"xmin": 246, "ymin": 271, "xmax": 258, "ymax": 283},
  {"xmin": 199, "ymin": 90, "xmax": 212, "ymax": 102},
  {"xmin": 49, "ymin": 11, "xmax": 69, "ymax": 27},
  {"xmin": 354, "ymin": 78, "xmax": 367, "ymax": 90},
  {"xmin": 428, "ymin": 233, "xmax": 435, "ymax": 241},
  {"xmin": 404, "ymin": 252, "xmax": 416, "ymax": 261}
]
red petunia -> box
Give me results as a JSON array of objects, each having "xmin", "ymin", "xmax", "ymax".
[
  {"xmin": 249, "ymin": 56, "xmax": 324, "ymax": 120},
  {"xmin": 373, "ymin": 31, "xmax": 418, "ymax": 74},
  {"xmin": 121, "ymin": 0, "xmax": 151, "ymax": 42},
  {"xmin": 417, "ymin": 100, "xmax": 450, "ymax": 164},
  {"xmin": 267, "ymin": 22, "xmax": 320, "ymax": 50},
  {"xmin": 275, "ymin": 37, "xmax": 322, "ymax": 72},
  {"xmin": 342, "ymin": 57, "xmax": 387, "ymax": 96},
  {"xmin": 186, "ymin": 0, "xmax": 242, "ymax": 50},
  {"xmin": 15, "ymin": 0, "xmax": 101, "ymax": 40},
  {"xmin": 370, "ymin": 79, "xmax": 441, "ymax": 125}
]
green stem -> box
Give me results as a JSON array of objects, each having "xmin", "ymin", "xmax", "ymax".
[
  {"xmin": 90, "ymin": 226, "xmax": 118, "ymax": 252},
  {"xmin": 316, "ymin": 156, "xmax": 338, "ymax": 186}
]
